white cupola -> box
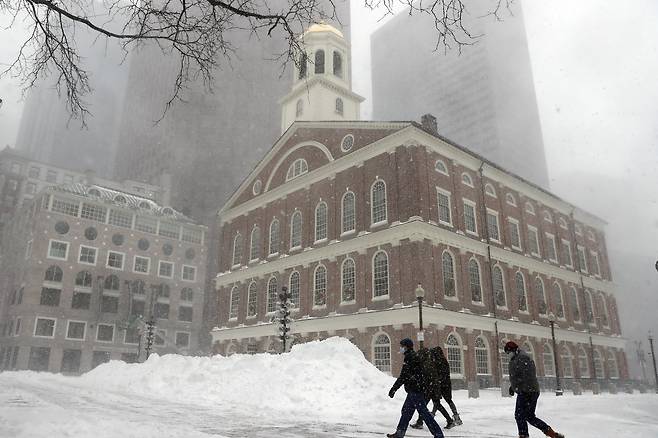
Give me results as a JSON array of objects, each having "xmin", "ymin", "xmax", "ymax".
[{"xmin": 280, "ymin": 22, "xmax": 365, "ymax": 133}]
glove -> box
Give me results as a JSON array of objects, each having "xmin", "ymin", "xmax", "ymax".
[
  {"xmin": 388, "ymin": 388, "xmax": 396, "ymax": 398},
  {"xmin": 508, "ymin": 387, "xmax": 514, "ymax": 396}
]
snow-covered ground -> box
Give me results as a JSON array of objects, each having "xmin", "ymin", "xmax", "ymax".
[{"xmin": 1, "ymin": 338, "xmax": 657, "ymax": 438}]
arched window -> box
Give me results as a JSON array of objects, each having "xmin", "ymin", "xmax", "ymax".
[
  {"xmin": 553, "ymin": 283, "xmax": 564, "ymax": 318},
  {"xmin": 558, "ymin": 218, "xmax": 568, "ymax": 229},
  {"xmin": 534, "ymin": 278, "xmax": 547, "ymax": 315},
  {"xmin": 298, "ymin": 53, "xmax": 307, "ymax": 79},
  {"xmin": 597, "ymin": 294, "xmax": 609, "ymax": 327},
  {"xmin": 313, "ymin": 265, "xmax": 327, "ymax": 307},
  {"xmin": 561, "ymin": 347, "xmax": 573, "ymax": 378},
  {"xmin": 516, "ymin": 272, "xmax": 527, "ymax": 312},
  {"xmin": 269, "ymin": 219, "xmax": 280, "ymax": 255},
  {"xmin": 286, "ymin": 158, "xmax": 308, "ymax": 181},
  {"xmin": 373, "ymin": 251, "xmax": 389, "ymax": 297},
  {"xmin": 131, "ymin": 280, "xmax": 146, "ymax": 296},
  {"xmin": 232, "ymin": 233, "xmax": 243, "ymax": 266},
  {"xmin": 578, "ymin": 347, "xmax": 590, "ymax": 378},
  {"xmin": 492, "ymin": 265, "xmax": 506, "ymax": 307},
  {"xmin": 525, "ymin": 202, "xmax": 535, "ymax": 215},
  {"xmin": 543, "ymin": 344, "xmax": 555, "ymax": 376},
  {"xmin": 267, "ymin": 277, "xmax": 278, "ymax": 313},
  {"xmin": 570, "ymin": 287, "xmax": 581, "ymax": 322},
  {"xmin": 180, "ymin": 287, "xmax": 193, "ymax": 301},
  {"xmin": 461, "ymin": 172, "xmax": 474, "ymax": 187},
  {"xmin": 249, "ymin": 226, "xmax": 261, "ymax": 261},
  {"xmin": 585, "ymin": 290, "xmax": 595, "ymax": 324},
  {"xmin": 484, "ymin": 183, "xmax": 496, "ymax": 197},
  {"xmin": 341, "ymin": 191, "xmax": 356, "ymax": 233},
  {"xmin": 296, "ymin": 99, "xmax": 303, "ymax": 117},
  {"xmin": 341, "ymin": 258, "xmax": 356, "ymax": 302},
  {"xmin": 45, "ymin": 265, "xmax": 63, "ymax": 282},
  {"xmin": 442, "ymin": 251, "xmax": 456, "ymax": 298},
  {"xmin": 523, "ymin": 341, "xmax": 535, "ymax": 363},
  {"xmin": 607, "ymin": 351, "xmax": 619, "ymax": 379},
  {"xmin": 543, "ymin": 211, "xmax": 553, "ymax": 223},
  {"xmin": 289, "ymin": 271, "xmax": 300, "ymax": 309},
  {"xmin": 333, "ymin": 51, "xmax": 342, "ymax": 77},
  {"xmin": 335, "ymin": 98, "xmax": 344, "ymax": 115},
  {"xmin": 371, "ymin": 180, "xmax": 387, "ymax": 224},
  {"xmin": 315, "ymin": 201, "xmax": 328, "ymax": 242},
  {"xmin": 593, "ymin": 349, "xmax": 604, "ymax": 379},
  {"xmin": 226, "ymin": 343, "xmax": 237, "ymax": 356},
  {"xmin": 435, "ymin": 160, "xmax": 448, "ymax": 175},
  {"xmin": 446, "ymin": 334, "xmax": 464, "ymax": 375},
  {"xmin": 475, "ymin": 337, "xmax": 490, "ymax": 375},
  {"xmin": 104, "ymin": 275, "xmax": 120, "ymax": 291},
  {"xmin": 501, "ymin": 339, "xmax": 511, "ymax": 376},
  {"xmin": 290, "ymin": 211, "xmax": 302, "ymax": 249},
  {"xmin": 247, "ymin": 281, "xmax": 258, "ymax": 317},
  {"xmin": 373, "ymin": 333, "xmax": 391, "ymax": 373},
  {"xmin": 229, "ymin": 286, "xmax": 239, "ymax": 319},
  {"xmin": 75, "ymin": 271, "xmax": 92, "ymax": 288},
  {"xmin": 314, "ymin": 50, "xmax": 325, "ymax": 74},
  {"xmin": 506, "ymin": 193, "xmax": 517, "ymax": 206},
  {"xmin": 468, "ymin": 259, "xmax": 482, "ymax": 303}
]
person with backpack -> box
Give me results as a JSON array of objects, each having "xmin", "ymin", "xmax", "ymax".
[
  {"xmin": 410, "ymin": 345, "xmax": 462, "ymax": 430},
  {"xmin": 505, "ymin": 341, "xmax": 565, "ymax": 438},
  {"xmin": 387, "ymin": 338, "xmax": 444, "ymax": 438}
]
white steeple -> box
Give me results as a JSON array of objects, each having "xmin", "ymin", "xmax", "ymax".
[{"xmin": 280, "ymin": 22, "xmax": 365, "ymax": 133}]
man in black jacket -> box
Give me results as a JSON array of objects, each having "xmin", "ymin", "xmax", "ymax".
[
  {"xmin": 387, "ymin": 338, "xmax": 444, "ymax": 438},
  {"xmin": 505, "ymin": 341, "xmax": 565, "ymax": 438}
]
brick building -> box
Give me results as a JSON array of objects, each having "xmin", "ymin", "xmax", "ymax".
[
  {"xmin": 211, "ymin": 24, "xmax": 627, "ymax": 389},
  {"xmin": 0, "ymin": 183, "xmax": 207, "ymax": 373}
]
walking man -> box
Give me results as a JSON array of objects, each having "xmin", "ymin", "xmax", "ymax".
[
  {"xmin": 505, "ymin": 341, "xmax": 565, "ymax": 438},
  {"xmin": 387, "ymin": 338, "xmax": 444, "ymax": 438}
]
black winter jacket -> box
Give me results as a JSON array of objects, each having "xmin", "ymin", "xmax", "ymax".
[
  {"xmin": 391, "ymin": 349, "xmax": 425, "ymax": 394},
  {"xmin": 509, "ymin": 350, "xmax": 540, "ymax": 393},
  {"xmin": 431, "ymin": 347, "xmax": 453, "ymax": 396}
]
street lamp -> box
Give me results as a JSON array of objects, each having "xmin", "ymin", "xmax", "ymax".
[
  {"xmin": 415, "ymin": 283, "xmax": 425, "ymax": 349},
  {"xmin": 548, "ymin": 312, "xmax": 563, "ymax": 396},
  {"xmin": 649, "ymin": 331, "xmax": 658, "ymax": 394}
]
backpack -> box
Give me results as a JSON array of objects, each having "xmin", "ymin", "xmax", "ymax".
[{"xmin": 417, "ymin": 347, "xmax": 441, "ymax": 398}]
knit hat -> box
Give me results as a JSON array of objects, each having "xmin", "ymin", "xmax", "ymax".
[
  {"xmin": 504, "ymin": 341, "xmax": 519, "ymax": 353},
  {"xmin": 400, "ymin": 338, "xmax": 414, "ymax": 349}
]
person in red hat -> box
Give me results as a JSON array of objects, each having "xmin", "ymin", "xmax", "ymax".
[{"xmin": 504, "ymin": 341, "xmax": 565, "ymax": 438}]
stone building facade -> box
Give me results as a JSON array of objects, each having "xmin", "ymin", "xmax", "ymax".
[{"xmin": 0, "ymin": 184, "xmax": 207, "ymax": 373}]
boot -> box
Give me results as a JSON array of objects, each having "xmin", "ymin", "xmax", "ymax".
[
  {"xmin": 453, "ymin": 413, "xmax": 462, "ymax": 426},
  {"xmin": 386, "ymin": 432, "xmax": 402, "ymax": 438},
  {"xmin": 545, "ymin": 427, "xmax": 565, "ymax": 438},
  {"xmin": 444, "ymin": 419, "xmax": 456, "ymax": 429},
  {"xmin": 410, "ymin": 418, "xmax": 424, "ymax": 430}
]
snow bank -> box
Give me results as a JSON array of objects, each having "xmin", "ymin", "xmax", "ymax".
[{"xmin": 79, "ymin": 337, "xmax": 396, "ymax": 421}]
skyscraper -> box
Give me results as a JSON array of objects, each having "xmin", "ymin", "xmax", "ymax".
[{"xmin": 370, "ymin": 1, "xmax": 549, "ymax": 188}]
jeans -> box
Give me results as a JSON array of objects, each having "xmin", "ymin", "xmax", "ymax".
[
  {"xmin": 515, "ymin": 392, "xmax": 550, "ymax": 437},
  {"xmin": 396, "ymin": 392, "xmax": 444, "ymax": 438}
]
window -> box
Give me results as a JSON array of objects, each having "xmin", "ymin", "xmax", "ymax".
[
  {"xmin": 34, "ymin": 318, "xmax": 56, "ymax": 337},
  {"xmin": 578, "ymin": 348, "xmax": 590, "ymax": 378},
  {"xmin": 29, "ymin": 166, "xmax": 40, "ymax": 178},
  {"xmin": 104, "ymin": 275, "xmax": 120, "ymax": 291},
  {"xmin": 40, "ymin": 288, "xmax": 61, "ymax": 306},
  {"xmin": 333, "ymin": 51, "xmax": 342, "ymax": 77},
  {"xmin": 335, "ymin": 98, "xmax": 344, "ymax": 115},
  {"xmin": 435, "ymin": 160, "xmax": 448, "ymax": 175},
  {"xmin": 446, "ymin": 334, "xmax": 463, "ymax": 375},
  {"xmin": 247, "ymin": 282, "xmax": 258, "ymax": 317},
  {"xmin": 515, "ymin": 272, "xmax": 527, "ymax": 312},
  {"xmin": 373, "ymin": 251, "xmax": 389, "ymax": 298},
  {"xmin": 543, "ymin": 344, "xmax": 555, "ymax": 376},
  {"xmin": 296, "ymin": 99, "xmax": 303, "ymax": 117},
  {"xmin": 553, "ymin": 283, "xmax": 564, "ymax": 318},
  {"xmin": 108, "ymin": 209, "xmax": 133, "ymax": 229},
  {"xmin": 371, "ymin": 180, "xmax": 387, "ymax": 224},
  {"xmin": 508, "ymin": 219, "xmax": 521, "ymax": 249},
  {"xmin": 442, "ymin": 251, "xmax": 456, "ymax": 298},
  {"xmin": 229, "ymin": 287, "xmax": 239, "ymax": 319},
  {"xmin": 341, "ymin": 192, "xmax": 356, "ymax": 233},
  {"xmin": 587, "ymin": 230, "xmax": 596, "ymax": 241},
  {"xmin": 591, "ymin": 252, "xmax": 601, "ymax": 276},
  {"xmin": 341, "ymin": 134, "xmax": 354, "ymax": 152},
  {"xmin": 133, "ymin": 256, "xmax": 150, "ymax": 274},
  {"xmin": 155, "ymin": 330, "xmax": 166, "ymax": 346},
  {"xmin": 66, "ymin": 321, "xmax": 86, "ymax": 340},
  {"xmin": 545, "ymin": 234, "xmax": 557, "ymax": 262},
  {"xmin": 468, "ymin": 259, "xmax": 482, "ymax": 303},
  {"xmin": 475, "ymin": 337, "xmax": 490, "ymax": 375},
  {"xmin": 486, "ymin": 210, "xmax": 500, "ymax": 242},
  {"xmin": 598, "ymin": 294, "xmax": 609, "ymax": 327},
  {"xmin": 436, "ymin": 189, "xmax": 452, "ymax": 225},
  {"xmin": 561, "ymin": 347, "xmax": 573, "ymax": 378},
  {"xmin": 298, "ymin": 53, "xmax": 307, "ymax": 79},
  {"xmin": 558, "ymin": 218, "xmax": 568, "ymax": 229},
  {"xmin": 314, "ymin": 202, "xmax": 328, "ymax": 242},
  {"xmin": 313, "ymin": 265, "xmax": 327, "ymax": 307},
  {"xmin": 44, "ymin": 265, "xmax": 63, "ymax": 282},
  {"xmin": 26, "ymin": 182, "xmax": 36, "ymax": 194},
  {"xmin": 48, "ymin": 240, "xmax": 69, "ymax": 260},
  {"xmin": 341, "ymin": 258, "xmax": 356, "ymax": 302},
  {"xmin": 46, "ymin": 170, "xmax": 58, "ymax": 182},
  {"xmin": 543, "ymin": 211, "xmax": 553, "ymax": 223},
  {"xmin": 593, "ymin": 350, "xmax": 604, "ymax": 379},
  {"xmin": 28, "ymin": 347, "xmax": 50, "ymax": 371},
  {"xmin": 577, "ymin": 246, "xmax": 588, "ymax": 273},
  {"xmin": 314, "ymin": 49, "xmax": 325, "ymax": 74},
  {"xmin": 181, "ymin": 227, "xmax": 203, "ymax": 244},
  {"xmin": 124, "ymin": 328, "xmax": 141, "ymax": 345},
  {"xmin": 267, "ymin": 277, "xmax": 278, "ymax": 313},
  {"xmin": 493, "ymin": 265, "xmax": 506, "ymax": 307},
  {"xmin": 570, "ymin": 287, "xmax": 581, "ymax": 322},
  {"xmin": 175, "ymin": 332, "xmax": 190, "ymax": 348},
  {"xmin": 153, "ymin": 302, "xmax": 169, "ymax": 319},
  {"xmin": 506, "ymin": 193, "xmax": 517, "ymax": 206},
  {"xmin": 527, "ymin": 227, "xmax": 540, "ymax": 256},
  {"xmin": 14, "ymin": 318, "xmax": 21, "ymax": 336},
  {"xmin": 158, "ymin": 222, "xmax": 180, "ymax": 239},
  {"xmin": 525, "ymin": 202, "xmax": 535, "ymax": 215},
  {"xmin": 373, "ymin": 333, "xmax": 391, "ymax": 373},
  {"xmin": 78, "ymin": 246, "xmax": 97, "ymax": 265},
  {"xmin": 179, "ymin": 287, "xmax": 193, "ymax": 302},
  {"xmin": 182, "ymin": 265, "xmax": 196, "ymax": 281},
  {"xmin": 534, "ymin": 278, "xmax": 547, "ymax": 315},
  {"xmin": 463, "ymin": 201, "xmax": 477, "ymax": 234},
  {"xmin": 289, "ymin": 271, "xmax": 300, "ymax": 308},
  {"xmin": 72, "ymin": 291, "xmax": 91, "ymax": 310},
  {"xmin": 286, "ymin": 158, "xmax": 308, "ymax": 181},
  {"xmin": 575, "ymin": 224, "xmax": 583, "ymax": 236},
  {"xmin": 249, "ymin": 226, "xmax": 261, "ymax": 261},
  {"xmin": 232, "ymin": 233, "xmax": 243, "ymax": 266},
  {"xmin": 51, "ymin": 196, "xmax": 80, "ymax": 217},
  {"xmin": 484, "ymin": 183, "xmax": 496, "ymax": 197},
  {"xmin": 158, "ymin": 261, "xmax": 174, "ymax": 278},
  {"xmin": 561, "ymin": 240, "xmax": 573, "ymax": 267},
  {"xmin": 523, "ymin": 342, "xmax": 535, "ymax": 363},
  {"xmin": 608, "ymin": 351, "xmax": 619, "ymax": 379},
  {"xmin": 269, "ymin": 219, "xmax": 280, "ymax": 255},
  {"xmin": 585, "ymin": 290, "xmax": 595, "ymax": 324},
  {"xmin": 135, "ymin": 216, "xmax": 157, "ymax": 234},
  {"xmin": 25, "ymin": 240, "xmax": 33, "ymax": 259},
  {"xmin": 61, "ymin": 349, "xmax": 81, "ymax": 373},
  {"xmin": 80, "ymin": 203, "xmax": 107, "ymax": 223},
  {"xmin": 107, "ymin": 251, "xmax": 124, "ymax": 270},
  {"xmin": 101, "ymin": 296, "xmax": 119, "ymax": 314},
  {"xmin": 461, "ymin": 172, "xmax": 473, "ymax": 187},
  {"xmin": 290, "ymin": 211, "xmax": 302, "ymax": 248}
]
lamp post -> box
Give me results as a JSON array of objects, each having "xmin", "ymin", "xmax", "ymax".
[
  {"xmin": 415, "ymin": 283, "xmax": 425, "ymax": 349},
  {"xmin": 548, "ymin": 312, "xmax": 563, "ymax": 396},
  {"xmin": 649, "ymin": 331, "xmax": 658, "ymax": 394}
]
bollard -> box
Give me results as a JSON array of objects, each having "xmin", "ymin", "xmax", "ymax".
[
  {"xmin": 639, "ymin": 384, "xmax": 647, "ymax": 394},
  {"xmin": 468, "ymin": 381, "xmax": 480, "ymax": 399},
  {"xmin": 625, "ymin": 384, "xmax": 634, "ymax": 394},
  {"xmin": 572, "ymin": 381, "xmax": 582, "ymax": 395},
  {"xmin": 592, "ymin": 382, "xmax": 601, "ymax": 395},
  {"xmin": 608, "ymin": 382, "xmax": 618, "ymax": 394}
]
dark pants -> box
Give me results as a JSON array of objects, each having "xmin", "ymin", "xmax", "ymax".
[
  {"xmin": 515, "ymin": 392, "xmax": 550, "ymax": 437},
  {"xmin": 416, "ymin": 393, "xmax": 459, "ymax": 425},
  {"xmin": 396, "ymin": 392, "xmax": 444, "ymax": 438}
]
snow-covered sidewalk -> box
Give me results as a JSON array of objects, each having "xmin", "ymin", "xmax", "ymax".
[{"xmin": 1, "ymin": 338, "xmax": 657, "ymax": 437}]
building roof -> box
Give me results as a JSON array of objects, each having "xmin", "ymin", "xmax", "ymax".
[{"xmin": 303, "ymin": 22, "xmax": 344, "ymax": 38}]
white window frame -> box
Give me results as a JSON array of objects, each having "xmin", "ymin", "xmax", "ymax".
[
  {"xmin": 229, "ymin": 286, "xmax": 239, "ymax": 320},
  {"xmin": 25, "ymin": 239, "xmax": 33, "ymax": 260},
  {"xmin": 269, "ymin": 219, "xmax": 280, "ymax": 256},
  {"xmin": 341, "ymin": 191, "xmax": 356, "ymax": 235},
  {"xmin": 577, "ymin": 245, "xmax": 588, "ymax": 274},
  {"xmin": 484, "ymin": 183, "xmax": 497, "ymax": 198},
  {"xmin": 474, "ymin": 336, "xmax": 491, "ymax": 375},
  {"xmin": 158, "ymin": 260, "xmax": 175, "ymax": 279},
  {"xmin": 313, "ymin": 264, "xmax": 328, "ymax": 308},
  {"xmin": 249, "ymin": 226, "xmax": 261, "ymax": 262},
  {"xmin": 527, "ymin": 225, "xmax": 540, "ymax": 257},
  {"xmin": 561, "ymin": 239, "xmax": 573, "ymax": 268},
  {"xmin": 286, "ymin": 158, "xmax": 308, "ymax": 181},
  {"xmin": 96, "ymin": 323, "xmax": 115, "ymax": 343},
  {"xmin": 314, "ymin": 201, "xmax": 328, "ymax": 243},
  {"xmin": 468, "ymin": 258, "xmax": 483, "ymax": 304},
  {"xmin": 508, "ymin": 218, "xmax": 522, "ymax": 250},
  {"xmin": 33, "ymin": 316, "xmax": 57, "ymax": 338},
  {"xmin": 182, "ymin": 265, "xmax": 197, "ymax": 282},
  {"xmin": 486, "ymin": 208, "xmax": 500, "ymax": 243},
  {"xmin": 78, "ymin": 245, "xmax": 98, "ymax": 266},
  {"xmin": 436, "ymin": 187, "xmax": 452, "ymax": 227},
  {"xmin": 175, "ymin": 331, "xmax": 191, "ymax": 348},
  {"xmin": 553, "ymin": 282, "xmax": 566, "ymax": 320},
  {"xmin": 545, "ymin": 233, "xmax": 558, "ymax": 263},
  {"xmin": 506, "ymin": 193, "xmax": 517, "ymax": 207},
  {"xmin": 575, "ymin": 224, "xmax": 583, "ymax": 236},
  {"xmin": 525, "ymin": 202, "xmax": 535, "ymax": 215},
  {"xmin": 435, "ymin": 159, "xmax": 449, "ymax": 176},
  {"xmin": 461, "ymin": 172, "xmax": 474, "ymax": 188},
  {"xmin": 133, "ymin": 256, "xmax": 151, "ymax": 274},
  {"xmin": 442, "ymin": 250, "xmax": 458, "ymax": 301},
  {"xmin": 587, "ymin": 230, "xmax": 596, "ymax": 242},
  {"xmin": 463, "ymin": 199, "xmax": 478, "ymax": 236},
  {"xmin": 591, "ymin": 251, "xmax": 601, "ymax": 277},
  {"xmin": 543, "ymin": 211, "xmax": 553, "ymax": 223},
  {"xmin": 340, "ymin": 257, "xmax": 356, "ymax": 304},
  {"xmin": 106, "ymin": 250, "xmax": 125, "ymax": 270},
  {"xmin": 372, "ymin": 250, "xmax": 390, "ymax": 299},
  {"xmin": 370, "ymin": 179, "xmax": 388, "ymax": 226},
  {"xmin": 65, "ymin": 320, "xmax": 87, "ymax": 341},
  {"xmin": 445, "ymin": 332, "xmax": 465, "ymax": 378},
  {"xmin": 372, "ymin": 332, "xmax": 392, "ymax": 374},
  {"xmin": 47, "ymin": 239, "xmax": 69, "ymax": 261},
  {"xmin": 558, "ymin": 218, "xmax": 568, "ymax": 229}
]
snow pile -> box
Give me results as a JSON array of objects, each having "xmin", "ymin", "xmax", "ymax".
[{"xmin": 79, "ymin": 337, "xmax": 396, "ymax": 421}]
